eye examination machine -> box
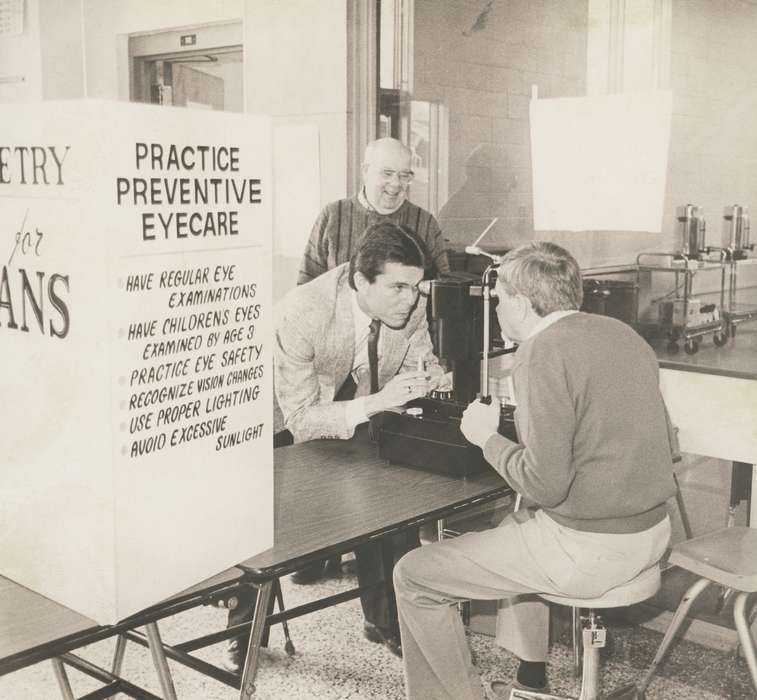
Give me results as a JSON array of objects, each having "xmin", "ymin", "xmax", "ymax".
[{"xmin": 377, "ymin": 248, "xmax": 518, "ymax": 477}]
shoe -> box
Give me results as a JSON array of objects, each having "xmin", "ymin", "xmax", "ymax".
[
  {"xmin": 219, "ymin": 638, "xmax": 247, "ymax": 675},
  {"xmin": 483, "ymin": 679, "xmax": 552, "ymax": 699},
  {"xmin": 290, "ymin": 556, "xmax": 342, "ymax": 584},
  {"xmin": 340, "ymin": 556, "xmax": 357, "ymax": 576},
  {"xmin": 362, "ymin": 621, "xmax": 403, "ymax": 658},
  {"xmin": 324, "ymin": 555, "xmax": 343, "ymax": 575}
]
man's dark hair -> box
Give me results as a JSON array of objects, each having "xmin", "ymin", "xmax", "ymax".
[{"xmin": 348, "ymin": 221, "xmax": 427, "ymax": 289}]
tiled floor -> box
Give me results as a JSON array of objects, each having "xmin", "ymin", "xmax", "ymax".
[{"xmin": 1, "ymin": 567, "xmax": 754, "ymax": 699}]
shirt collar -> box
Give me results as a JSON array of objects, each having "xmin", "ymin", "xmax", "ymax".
[
  {"xmin": 351, "ymin": 288, "xmax": 374, "ymax": 337},
  {"xmin": 526, "ymin": 309, "xmax": 578, "ymax": 340},
  {"xmin": 358, "ymin": 186, "xmax": 404, "ymax": 215},
  {"xmin": 357, "ymin": 186, "xmax": 374, "ymax": 212}
]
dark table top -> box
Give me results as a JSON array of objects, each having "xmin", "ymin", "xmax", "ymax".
[
  {"xmin": 652, "ymin": 326, "xmax": 757, "ymax": 381},
  {"xmin": 0, "ymin": 565, "xmax": 244, "ymax": 674},
  {"xmin": 237, "ymin": 429, "xmax": 511, "ymax": 576},
  {"xmin": 0, "ymin": 575, "xmax": 96, "ymax": 663}
]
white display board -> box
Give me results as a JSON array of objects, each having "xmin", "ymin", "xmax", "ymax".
[
  {"xmin": 530, "ymin": 90, "xmax": 672, "ymax": 232},
  {"xmin": 0, "ymin": 100, "xmax": 274, "ymax": 624}
]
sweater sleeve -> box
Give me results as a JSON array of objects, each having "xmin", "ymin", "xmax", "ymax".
[
  {"xmin": 482, "ymin": 355, "xmax": 576, "ymax": 507},
  {"xmin": 297, "ymin": 206, "xmax": 331, "ymax": 285},
  {"xmin": 426, "ymin": 214, "xmax": 450, "ymax": 276}
]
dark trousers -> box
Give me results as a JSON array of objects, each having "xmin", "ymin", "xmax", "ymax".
[
  {"xmin": 228, "ymin": 529, "xmax": 421, "ymax": 641},
  {"xmin": 227, "ymin": 584, "xmax": 258, "ymax": 644},
  {"xmin": 355, "ymin": 527, "xmax": 420, "ymax": 632}
]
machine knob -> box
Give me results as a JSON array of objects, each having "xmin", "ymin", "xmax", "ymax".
[{"xmin": 431, "ymin": 390, "xmax": 453, "ymax": 401}]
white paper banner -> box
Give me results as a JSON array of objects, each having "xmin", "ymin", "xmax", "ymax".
[{"xmin": 530, "ymin": 91, "xmax": 672, "ymax": 232}]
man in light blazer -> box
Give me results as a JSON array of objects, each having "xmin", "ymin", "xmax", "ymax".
[
  {"xmin": 279, "ymin": 221, "xmax": 445, "ymax": 647},
  {"xmin": 274, "ymin": 224, "xmax": 443, "ymax": 442},
  {"xmin": 223, "ymin": 222, "xmax": 445, "ymax": 672}
]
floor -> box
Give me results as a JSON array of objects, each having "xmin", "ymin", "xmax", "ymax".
[{"xmin": 1, "ymin": 563, "xmax": 754, "ymax": 699}]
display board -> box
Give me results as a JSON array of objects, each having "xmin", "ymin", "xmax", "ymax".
[{"xmin": 0, "ymin": 100, "xmax": 274, "ymax": 623}]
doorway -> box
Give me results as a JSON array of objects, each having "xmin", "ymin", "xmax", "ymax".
[{"xmin": 128, "ymin": 22, "xmax": 243, "ymax": 112}]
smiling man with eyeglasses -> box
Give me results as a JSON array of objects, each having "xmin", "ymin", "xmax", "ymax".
[{"xmin": 298, "ymin": 137, "xmax": 450, "ymax": 285}]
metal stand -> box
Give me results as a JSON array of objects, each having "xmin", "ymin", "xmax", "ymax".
[
  {"xmin": 636, "ymin": 252, "xmax": 727, "ymax": 355},
  {"xmin": 724, "ymin": 258, "xmax": 757, "ymax": 337}
]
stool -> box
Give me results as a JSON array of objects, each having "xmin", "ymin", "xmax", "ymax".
[
  {"xmin": 540, "ymin": 565, "xmax": 661, "ymax": 700},
  {"xmin": 634, "ymin": 527, "xmax": 757, "ymax": 698}
]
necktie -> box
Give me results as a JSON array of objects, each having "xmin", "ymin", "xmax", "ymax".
[
  {"xmin": 367, "ymin": 319, "xmax": 382, "ymax": 441},
  {"xmin": 368, "ymin": 319, "xmax": 381, "ymax": 395}
]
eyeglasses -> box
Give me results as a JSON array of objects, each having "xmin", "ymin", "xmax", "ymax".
[{"xmin": 378, "ymin": 168, "xmax": 414, "ymax": 184}]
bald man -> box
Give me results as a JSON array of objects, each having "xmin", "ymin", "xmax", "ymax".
[{"xmin": 298, "ymin": 137, "xmax": 450, "ymax": 284}]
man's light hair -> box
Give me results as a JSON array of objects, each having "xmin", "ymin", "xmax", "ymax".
[
  {"xmin": 497, "ymin": 242, "xmax": 583, "ymax": 317},
  {"xmin": 363, "ymin": 137, "xmax": 411, "ymax": 166}
]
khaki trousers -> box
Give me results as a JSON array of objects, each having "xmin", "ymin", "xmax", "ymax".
[{"xmin": 393, "ymin": 510, "xmax": 671, "ymax": 700}]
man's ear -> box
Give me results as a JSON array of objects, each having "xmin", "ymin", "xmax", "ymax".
[
  {"xmin": 361, "ymin": 162, "xmax": 370, "ymax": 180},
  {"xmin": 353, "ymin": 270, "xmax": 369, "ymax": 292},
  {"xmin": 516, "ymin": 293, "xmax": 532, "ymax": 320}
]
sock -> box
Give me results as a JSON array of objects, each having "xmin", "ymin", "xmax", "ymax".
[{"xmin": 516, "ymin": 660, "xmax": 546, "ymax": 689}]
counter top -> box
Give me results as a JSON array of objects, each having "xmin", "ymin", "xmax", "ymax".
[{"xmin": 651, "ymin": 326, "xmax": 757, "ymax": 380}]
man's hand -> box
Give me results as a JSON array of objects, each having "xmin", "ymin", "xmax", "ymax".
[
  {"xmin": 365, "ymin": 371, "xmax": 432, "ymax": 415},
  {"xmin": 429, "ymin": 370, "xmax": 453, "ymax": 392},
  {"xmin": 460, "ymin": 399, "xmax": 500, "ymax": 448}
]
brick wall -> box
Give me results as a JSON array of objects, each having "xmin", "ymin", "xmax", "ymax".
[
  {"xmin": 413, "ymin": 0, "xmax": 757, "ymax": 285},
  {"xmin": 413, "ymin": 0, "xmax": 587, "ymax": 251}
]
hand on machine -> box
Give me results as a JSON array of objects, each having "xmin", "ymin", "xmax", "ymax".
[
  {"xmin": 375, "ymin": 220, "xmax": 518, "ymax": 476},
  {"xmin": 366, "ymin": 370, "xmax": 437, "ymax": 414},
  {"xmin": 460, "ymin": 397, "xmax": 501, "ymax": 449}
]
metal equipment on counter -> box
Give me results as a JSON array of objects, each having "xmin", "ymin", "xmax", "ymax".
[
  {"xmin": 718, "ymin": 205, "xmax": 757, "ymax": 336},
  {"xmin": 637, "ymin": 251, "xmax": 728, "ymax": 355},
  {"xmin": 581, "ymin": 278, "xmax": 639, "ymax": 327},
  {"xmin": 677, "ymin": 204, "xmax": 707, "ymax": 260},
  {"xmin": 378, "ymin": 254, "xmax": 518, "ymax": 477},
  {"xmin": 724, "ymin": 204, "xmax": 752, "ymax": 261}
]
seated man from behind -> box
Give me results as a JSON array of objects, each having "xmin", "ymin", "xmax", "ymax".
[
  {"xmin": 393, "ymin": 241, "xmax": 677, "ymax": 700},
  {"xmin": 224, "ymin": 221, "xmax": 446, "ymax": 672}
]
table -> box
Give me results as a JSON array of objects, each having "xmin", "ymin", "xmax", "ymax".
[
  {"xmin": 0, "ymin": 566, "xmax": 246, "ymax": 699},
  {"xmin": 231, "ymin": 430, "xmax": 511, "ymax": 699},
  {"xmin": 653, "ymin": 326, "xmax": 757, "ymax": 527},
  {"xmin": 1, "ymin": 430, "xmax": 510, "ymax": 699}
]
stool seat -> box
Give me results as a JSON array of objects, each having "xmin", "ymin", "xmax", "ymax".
[
  {"xmin": 669, "ymin": 526, "xmax": 757, "ymax": 592},
  {"xmin": 540, "ymin": 565, "xmax": 661, "ymax": 609}
]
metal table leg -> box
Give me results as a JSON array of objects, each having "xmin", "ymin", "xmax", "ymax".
[
  {"xmin": 145, "ymin": 622, "xmax": 177, "ymax": 700},
  {"xmin": 239, "ymin": 580, "xmax": 274, "ymax": 700},
  {"xmin": 111, "ymin": 633, "xmax": 128, "ymax": 677},
  {"xmin": 51, "ymin": 657, "xmax": 75, "ymax": 700}
]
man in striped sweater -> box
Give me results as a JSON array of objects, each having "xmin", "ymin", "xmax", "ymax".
[{"xmin": 298, "ymin": 137, "xmax": 450, "ymax": 285}]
